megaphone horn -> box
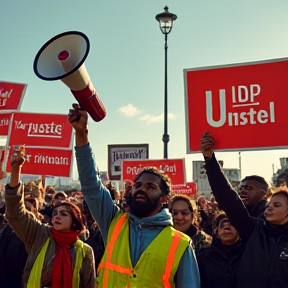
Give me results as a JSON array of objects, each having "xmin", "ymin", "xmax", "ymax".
[{"xmin": 33, "ymin": 31, "xmax": 106, "ymax": 122}]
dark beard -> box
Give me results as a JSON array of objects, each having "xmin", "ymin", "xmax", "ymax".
[{"xmin": 127, "ymin": 190, "xmax": 162, "ymax": 218}]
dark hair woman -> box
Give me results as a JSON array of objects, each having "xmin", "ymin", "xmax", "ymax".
[
  {"xmin": 200, "ymin": 133, "xmax": 288, "ymax": 288},
  {"xmin": 5, "ymin": 149, "xmax": 96, "ymax": 288},
  {"xmin": 169, "ymin": 195, "xmax": 212, "ymax": 250}
]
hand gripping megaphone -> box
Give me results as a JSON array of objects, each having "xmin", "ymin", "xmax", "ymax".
[{"xmin": 33, "ymin": 31, "xmax": 106, "ymax": 122}]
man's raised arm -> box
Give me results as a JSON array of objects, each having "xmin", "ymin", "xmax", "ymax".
[{"xmin": 68, "ymin": 103, "xmax": 118, "ymax": 241}]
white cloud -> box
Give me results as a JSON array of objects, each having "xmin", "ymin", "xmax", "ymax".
[
  {"xmin": 118, "ymin": 104, "xmax": 141, "ymax": 117},
  {"xmin": 139, "ymin": 113, "xmax": 176, "ymax": 124}
]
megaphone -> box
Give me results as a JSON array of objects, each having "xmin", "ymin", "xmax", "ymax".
[{"xmin": 33, "ymin": 31, "xmax": 106, "ymax": 122}]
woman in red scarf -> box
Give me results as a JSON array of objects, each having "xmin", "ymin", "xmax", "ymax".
[{"xmin": 5, "ymin": 148, "xmax": 96, "ymax": 288}]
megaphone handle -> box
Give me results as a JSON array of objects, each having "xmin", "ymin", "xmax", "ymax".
[{"xmin": 71, "ymin": 81, "xmax": 107, "ymax": 122}]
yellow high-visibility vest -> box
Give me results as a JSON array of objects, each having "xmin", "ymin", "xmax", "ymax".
[
  {"xmin": 27, "ymin": 237, "xmax": 87, "ymax": 288},
  {"xmin": 97, "ymin": 211, "xmax": 190, "ymax": 288}
]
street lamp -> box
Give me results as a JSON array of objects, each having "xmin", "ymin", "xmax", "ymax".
[{"xmin": 155, "ymin": 6, "xmax": 177, "ymax": 159}]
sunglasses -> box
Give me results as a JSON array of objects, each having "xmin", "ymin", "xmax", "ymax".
[
  {"xmin": 171, "ymin": 210, "xmax": 191, "ymax": 216},
  {"xmin": 218, "ymin": 218, "xmax": 231, "ymax": 228}
]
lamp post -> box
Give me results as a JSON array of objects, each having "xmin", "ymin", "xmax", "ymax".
[{"xmin": 156, "ymin": 6, "xmax": 177, "ymax": 159}]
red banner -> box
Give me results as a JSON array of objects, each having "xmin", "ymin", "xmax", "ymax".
[
  {"xmin": 0, "ymin": 81, "xmax": 27, "ymax": 111},
  {"xmin": 0, "ymin": 113, "xmax": 12, "ymax": 136},
  {"xmin": 7, "ymin": 112, "xmax": 73, "ymax": 148},
  {"xmin": 121, "ymin": 158, "xmax": 186, "ymax": 185},
  {"xmin": 5, "ymin": 147, "xmax": 73, "ymax": 177},
  {"xmin": 184, "ymin": 58, "xmax": 288, "ymax": 153},
  {"xmin": 171, "ymin": 182, "xmax": 197, "ymax": 199}
]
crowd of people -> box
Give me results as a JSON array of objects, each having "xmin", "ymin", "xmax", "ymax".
[{"xmin": 0, "ymin": 104, "xmax": 287, "ymax": 287}]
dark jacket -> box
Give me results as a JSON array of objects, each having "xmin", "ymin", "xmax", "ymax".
[
  {"xmin": 0, "ymin": 224, "xmax": 28, "ymax": 288},
  {"xmin": 5, "ymin": 184, "xmax": 96, "ymax": 288},
  {"xmin": 247, "ymin": 199, "xmax": 267, "ymax": 218},
  {"xmin": 183, "ymin": 224, "xmax": 212, "ymax": 251},
  {"xmin": 205, "ymin": 154, "xmax": 288, "ymax": 288},
  {"xmin": 196, "ymin": 239, "xmax": 244, "ymax": 288}
]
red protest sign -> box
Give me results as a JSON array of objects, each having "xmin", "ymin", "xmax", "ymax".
[
  {"xmin": 121, "ymin": 158, "xmax": 186, "ymax": 185},
  {"xmin": 0, "ymin": 81, "xmax": 27, "ymax": 110},
  {"xmin": 7, "ymin": 112, "xmax": 73, "ymax": 148},
  {"xmin": 171, "ymin": 182, "xmax": 197, "ymax": 199},
  {"xmin": 5, "ymin": 147, "xmax": 73, "ymax": 177},
  {"xmin": 0, "ymin": 113, "xmax": 12, "ymax": 136},
  {"xmin": 184, "ymin": 58, "xmax": 288, "ymax": 153}
]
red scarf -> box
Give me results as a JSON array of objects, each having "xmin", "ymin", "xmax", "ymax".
[{"xmin": 50, "ymin": 228, "xmax": 81, "ymax": 288}]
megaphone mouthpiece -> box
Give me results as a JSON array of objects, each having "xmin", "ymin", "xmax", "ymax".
[{"xmin": 58, "ymin": 50, "xmax": 69, "ymax": 61}]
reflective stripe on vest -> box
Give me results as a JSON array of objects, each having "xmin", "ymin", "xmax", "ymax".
[
  {"xmin": 99, "ymin": 214, "xmax": 133, "ymax": 287},
  {"xmin": 163, "ymin": 230, "xmax": 182, "ymax": 288},
  {"xmin": 98, "ymin": 212, "xmax": 190, "ymax": 288}
]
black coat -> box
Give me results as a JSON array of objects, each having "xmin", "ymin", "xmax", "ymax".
[
  {"xmin": 0, "ymin": 224, "xmax": 28, "ymax": 288},
  {"xmin": 246, "ymin": 199, "xmax": 267, "ymax": 218},
  {"xmin": 196, "ymin": 240, "xmax": 244, "ymax": 288},
  {"xmin": 205, "ymin": 154, "xmax": 288, "ymax": 288}
]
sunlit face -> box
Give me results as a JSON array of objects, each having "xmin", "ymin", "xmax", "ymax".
[
  {"xmin": 129, "ymin": 173, "xmax": 166, "ymax": 218},
  {"xmin": 238, "ymin": 180, "xmax": 265, "ymax": 207},
  {"xmin": 171, "ymin": 200, "xmax": 193, "ymax": 232},
  {"xmin": 51, "ymin": 206, "xmax": 73, "ymax": 232},
  {"xmin": 264, "ymin": 194, "xmax": 288, "ymax": 225},
  {"xmin": 216, "ymin": 218, "xmax": 239, "ymax": 245}
]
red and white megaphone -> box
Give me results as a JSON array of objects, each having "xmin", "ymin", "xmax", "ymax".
[{"xmin": 33, "ymin": 31, "xmax": 106, "ymax": 122}]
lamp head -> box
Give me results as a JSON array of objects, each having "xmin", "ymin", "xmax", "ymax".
[{"xmin": 155, "ymin": 6, "xmax": 177, "ymax": 35}]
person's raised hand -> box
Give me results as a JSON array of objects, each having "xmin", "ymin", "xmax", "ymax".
[
  {"xmin": 200, "ymin": 132, "xmax": 215, "ymax": 159},
  {"xmin": 11, "ymin": 147, "xmax": 25, "ymax": 170},
  {"xmin": 68, "ymin": 103, "xmax": 88, "ymax": 133}
]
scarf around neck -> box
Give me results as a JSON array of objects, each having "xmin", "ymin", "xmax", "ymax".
[{"xmin": 50, "ymin": 227, "xmax": 80, "ymax": 288}]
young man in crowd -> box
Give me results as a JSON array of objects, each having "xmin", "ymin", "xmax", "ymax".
[
  {"xmin": 68, "ymin": 103, "xmax": 200, "ymax": 288},
  {"xmin": 238, "ymin": 175, "xmax": 268, "ymax": 218}
]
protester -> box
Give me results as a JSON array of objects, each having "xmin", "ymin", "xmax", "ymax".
[
  {"xmin": 196, "ymin": 211, "xmax": 244, "ymax": 288},
  {"xmin": 200, "ymin": 132, "xmax": 288, "ymax": 288},
  {"xmin": 238, "ymin": 175, "xmax": 269, "ymax": 218},
  {"xmin": 4, "ymin": 150, "xmax": 96, "ymax": 288},
  {"xmin": 82, "ymin": 201, "xmax": 105, "ymax": 273},
  {"xmin": 68, "ymin": 103, "xmax": 200, "ymax": 288},
  {"xmin": 0, "ymin": 180, "xmax": 45, "ymax": 288},
  {"xmin": 197, "ymin": 195, "xmax": 214, "ymax": 235},
  {"xmin": 169, "ymin": 195, "xmax": 212, "ymax": 250},
  {"xmin": 53, "ymin": 191, "xmax": 68, "ymax": 205}
]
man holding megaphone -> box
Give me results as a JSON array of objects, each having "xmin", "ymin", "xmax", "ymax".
[
  {"xmin": 68, "ymin": 104, "xmax": 200, "ymax": 287},
  {"xmin": 34, "ymin": 31, "xmax": 106, "ymax": 122}
]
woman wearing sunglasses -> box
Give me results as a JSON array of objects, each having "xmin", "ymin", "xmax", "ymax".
[
  {"xmin": 169, "ymin": 195, "xmax": 212, "ymax": 250},
  {"xmin": 5, "ymin": 149, "xmax": 96, "ymax": 288},
  {"xmin": 196, "ymin": 211, "xmax": 244, "ymax": 288}
]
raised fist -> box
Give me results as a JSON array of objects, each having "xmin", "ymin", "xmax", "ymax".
[{"xmin": 200, "ymin": 132, "xmax": 215, "ymax": 158}]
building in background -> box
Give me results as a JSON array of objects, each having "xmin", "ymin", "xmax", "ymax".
[
  {"xmin": 272, "ymin": 157, "xmax": 288, "ymax": 187},
  {"xmin": 193, "ymin": 160, "xmax": 240, "ymax": 198}
]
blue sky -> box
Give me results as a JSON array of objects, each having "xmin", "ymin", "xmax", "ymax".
[{"xmin": 1, "ymin": 0, "xmax": 288, "ymax": 183}]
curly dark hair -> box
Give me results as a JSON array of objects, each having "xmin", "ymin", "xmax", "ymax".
[
  {"xmin": 133, "ymin": 166, "xmax": 171, "ymax": 195},
  {"xmin": 53, "ymin": 201, "xmax": 85, "ymax": 231}
]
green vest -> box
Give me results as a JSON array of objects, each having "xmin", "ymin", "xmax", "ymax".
[
  {"xmin": 97, "ymin": 211, "xmax": 190, "ymax": 288},
  {"xmin": 27, "ymin": 237, "xmax": 87, "ymax": 288}
]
